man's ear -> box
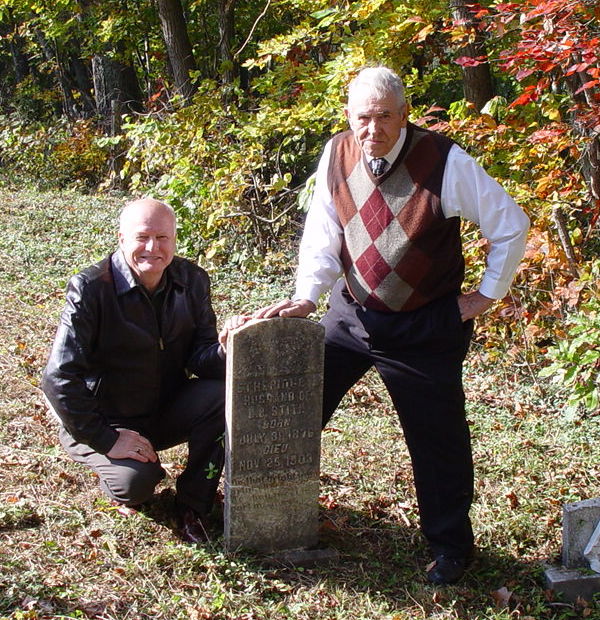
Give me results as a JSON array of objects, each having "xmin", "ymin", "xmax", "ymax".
[
  {"xmin": 344, "ymin": 106, "xmax": 353, "ymax": 128},
  {"xmin": 117, "ymin": 231, "xmax": 124, "ymax": 247},
  {"xmin": 400, "ymin": 104, "xmax": 410, "ymax": 125}
]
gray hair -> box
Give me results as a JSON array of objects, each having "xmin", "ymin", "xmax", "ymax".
[{"xmin": 347, "ymin": 66, "xmax": 406, "ymax": 110}]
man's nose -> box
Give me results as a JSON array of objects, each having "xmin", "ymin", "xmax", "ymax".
[
  {"xmin": 145, "ymin": 237, "xmax": 157, "ymax": 251},
  {"xmin": 368, "ymin": 118, "xmax": 380, "ymax": 134}
]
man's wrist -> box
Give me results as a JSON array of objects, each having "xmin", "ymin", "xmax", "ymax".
[{"xmin": 93, "ymin": 427, "xmax": 120, "ymax": 455}]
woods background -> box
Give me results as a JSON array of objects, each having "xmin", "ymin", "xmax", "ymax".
[{"xmin": 0, "ymin": 0, "xmax": 598, "ymax": 413}]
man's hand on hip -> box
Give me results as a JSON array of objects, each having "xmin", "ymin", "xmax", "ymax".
[
  {"xmin": 107, "ymin": 429, "xmax": 158, "ymax": 462},
  {"xmin": 253, "ymin": 299, "xmax": 316, "ymax": 319},
  {"xmin": 457, "ymin": 291, "xmax": 495, "ymax": 321}
]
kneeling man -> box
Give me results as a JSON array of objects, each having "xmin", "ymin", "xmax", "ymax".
[{"xmin": 42, "ymin": 198, "xmax": 225, "ymax": 543}]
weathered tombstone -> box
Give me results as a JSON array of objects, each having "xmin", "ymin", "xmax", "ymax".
[
  {"xmin": 562, "ymin": 498, "xmax": 600, "ymax": 568},
  {"xmin": 224, "ymin": 318, "xmax": 326, "ymax": 559},
  {"xmin": 583, "ymin": 521, "xmax": 600, "ymax": 573},
  {"xmin": 544, "ymin": 498, "xmax": 600, "ymax": 602}
]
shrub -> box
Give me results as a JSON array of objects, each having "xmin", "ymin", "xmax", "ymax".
[{"xmin": 0, "ymin": 114, "xmax": 109, "ymax": 188}]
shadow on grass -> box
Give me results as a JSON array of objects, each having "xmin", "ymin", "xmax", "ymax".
[
  {"xmin": 122, "ymin": 486, "xmax": 547, "ymax": 616},
  {"xmin": 0, "ymin": 509, "xmax": 44, "ymax": 532},
  {"xmin": 0, "ymin": 487, "xmax": 580, "ymax": 620},
  {"xmin": 225, "ymin": 501, "xmax": 544, "ymax": 618}
]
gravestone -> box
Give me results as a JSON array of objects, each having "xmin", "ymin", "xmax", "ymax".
[
  {"xmin": 224, "ymin": 318, "xmax": 325, "ymax": 557},
  {"xmin": 544, "ymin": 498, "xmax": 600, "ymax": 602},
  {"xmin": 562, "ymin": 498, "xmax": 600, "ymax": 568},
  {"xmin": 584, "ymin": 521, "xmax": 600, "ymax": 573}
]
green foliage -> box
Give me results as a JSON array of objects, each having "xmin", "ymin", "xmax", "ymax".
[
  {"xmin": 1, "ymin": 0, "xmax": 598, "ymax": 414},
  {"xmin": 114, "ymin": 77, "xmax": 334, "ymax": 265},
  {"xmin": 9, "ymin": 75, "xmax": 61, "ymax": 122},
  {"xmin": 539, "ymin": 268, "xmax": 600, "ymax": 416},
  {"xmin": 0, "ymin": 114, "xmax": 109, "ymax": 188}
]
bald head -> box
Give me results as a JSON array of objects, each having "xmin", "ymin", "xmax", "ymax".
[
  {"xmin": 118, "ymin": 198, "xmax": 177, "ymax": 292},
  {"xmin": 119, "ymin": 199, "xmax": 176, "ymax": 236}
]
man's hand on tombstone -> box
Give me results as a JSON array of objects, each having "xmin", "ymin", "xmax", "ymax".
[
  {"xmin": 457, "ymin": 290, "xmax": 495, "ymax": 321},
  {"xmin": 253, "ymin": 299, "xmax": 316, "ymax": 319},
  {"xmin": 218, "ymin": 314, "xmax": 253, "ymax": 352},
  {"xmin": 107, "ymin": 428, "xmax": 158, "ymax": 462}
]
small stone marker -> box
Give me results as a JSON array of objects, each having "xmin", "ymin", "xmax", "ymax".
[
  {"xmin": 544, "ymin": 498, "xmax": 600, "ymax": 602},
  {"xmin": 562, "ymin": 498, "xmax": 600, "ymax": 568},
  {"xmin": 224, "ymin": 318, "xmax": 325, "ymax": 557},
  {"xmin": 583, "ymin": 521, "xmax": 600, "ymax": 573}
]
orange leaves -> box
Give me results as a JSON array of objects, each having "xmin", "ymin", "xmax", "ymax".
[
  {"xmin": 489, "ymin": 0, "xmax": 600, "ymax": 135},
  {"xmin": 509, "ymin": 86, "xmax": 539, "ymax": 107},
  {"xmin": 319, "ymin": 493, "xmax": 338, "ymax": 510},
  {"xmin": 575, "ymin": 80, "xmax": 600, "ymax": 95},
  {"xmin": 527, "ymin": 125, "xmax": 569, "ymax": 144},
  {"xmin": 551, "ymin": 280, "xmax": 585, "ymax": 309},
  {"xmin": 413, "ymin": 23, "xmax": 436, "ymax": 43}
]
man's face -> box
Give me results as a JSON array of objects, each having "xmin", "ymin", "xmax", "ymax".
[
  {"xmin": 345, "ymin": 88, "xmax": 408, "ymax": 158},
  {"xmin": 118, "ymin": 204, "xmax": 176, "ymax": 291}
]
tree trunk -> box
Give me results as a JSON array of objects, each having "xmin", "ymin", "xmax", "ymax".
[
  {"xmin": 565, "ymin": 67, "xmax": 600, "ymax": 220},
  {"xmin": 68, "ymin": 55, "xmax": 96, "ymax": 116},
  {"xmin": 450, "ymin": 0, "xmax": 495, "ymax": 111},
  {"xmin": 92, "ymin": 54, "xmax": 143, "ymax": 133},
  {"xmin": 34, "ymin": 31, "xmax": 81, "ymax": 119},
  {"xmin": 218, "ymin": 0, "xmax": 237, "ymax": 84},
  {"xmin": 8, "ymin": 30, "xmax": 30, "ymax": 84},
  {"xmin": 155, "ymin": 0, "xmax": 197, "ymax": 102}
]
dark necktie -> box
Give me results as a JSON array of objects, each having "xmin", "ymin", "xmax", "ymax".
[{"xmin": 369, "ymin": 157, "xmax": 387, "ymax": 177}]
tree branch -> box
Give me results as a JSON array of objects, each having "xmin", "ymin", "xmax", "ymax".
[{"xmin": 234, "ymin": 0, "xmax": 271, "ymax": 58}]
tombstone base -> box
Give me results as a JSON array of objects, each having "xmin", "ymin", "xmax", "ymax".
[
  {"xmin": 262, "ymin": 547, "xmax": 340, "ymax": 569},
  {"xmin": 544, "ymin": 564, "xmax": 600, "ymax": 602}
]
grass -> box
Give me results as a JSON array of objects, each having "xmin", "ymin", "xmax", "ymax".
[{"xmin": 1, "ymin": 184, "xmax": 599, "ymax": 619}]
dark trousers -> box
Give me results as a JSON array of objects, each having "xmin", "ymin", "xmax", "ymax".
[
  {"xmin": 59, "ymin": 378, "xmax": 225, "ymax": 514},
  {"xmin": 321, "ymin": 281, "xmax": 475, "ymax": 557}
]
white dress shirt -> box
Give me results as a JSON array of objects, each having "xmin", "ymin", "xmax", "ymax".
[{"xmin": 294, "ymin": 127, "xmax": 530, "ymax": 305}]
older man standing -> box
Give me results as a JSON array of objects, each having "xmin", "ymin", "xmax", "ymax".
[
  {"xmin": 256, "ymin": 66, "xmax": 529, "ymax": 584},
  {"xmin": 43, "ymin": 198, "xmax": 226, "ymax": 543}
]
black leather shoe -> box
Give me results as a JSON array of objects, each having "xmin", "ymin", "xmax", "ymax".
[
  {"xmin": 426, "ymin": 555, "xmax": 468, "ymax": 585},
  {"xmin": 176, "ymin": 505, "xmax": 210, "ymax": 544}
]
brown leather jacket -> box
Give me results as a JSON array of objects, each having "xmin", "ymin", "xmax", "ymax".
[{"xmin": 42, "ymin": 250, "xmax": 225, "ymax": 454}]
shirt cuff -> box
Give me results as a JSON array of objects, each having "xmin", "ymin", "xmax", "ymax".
[
  {"xmin": 293, "ymin": 283, "xmax": 325, "ymax": 306},
  {"xmin": 478, "ymin": 273, "xmax": 513, "ymax": 300}
]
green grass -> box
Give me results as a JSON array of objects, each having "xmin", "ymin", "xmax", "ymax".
[{"xmin": 1, "ymin": 185, "xmax": 599, "ymax": 619}]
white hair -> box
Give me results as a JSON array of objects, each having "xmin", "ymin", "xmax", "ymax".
[{"xmin": 347, "ymin": 66, "xmax": 406, "ymax": 110}]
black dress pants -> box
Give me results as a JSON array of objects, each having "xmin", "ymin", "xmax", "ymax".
[
  {"xmin": 320, "ymin": 281, "xmax": 475, "ymax": 558},
  {"xmin": 59, "ymin": 378, "xmax": 225, "ymax": 514}
]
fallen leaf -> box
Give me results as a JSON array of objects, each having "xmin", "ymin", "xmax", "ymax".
[
  {"xmin": 505, "ymin": 490, "xmax": 519, "ymax": 509},
  {"xmin": 319, "ymin": 494, "xmax": 338, "ymax": 509},
  {"xmin": 492, "ymin": 586, "xmax": 512, "ymax": 608}
]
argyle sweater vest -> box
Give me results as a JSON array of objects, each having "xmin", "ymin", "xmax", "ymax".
[{"xmin": 328, "ymin": 123, "xmax": 465, "ymax": 312}]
